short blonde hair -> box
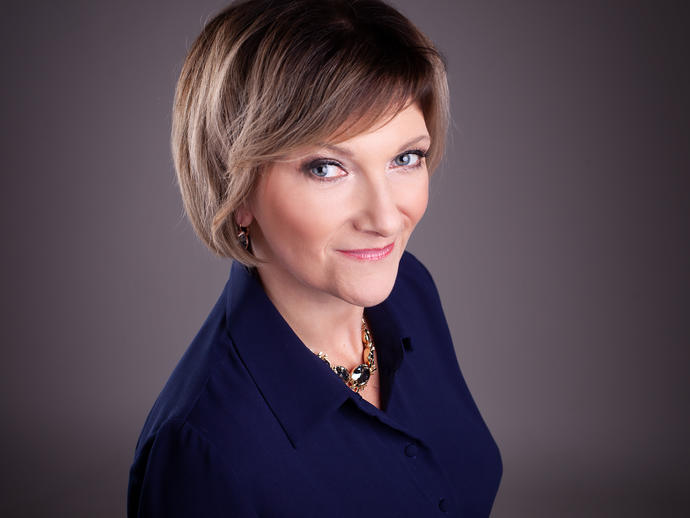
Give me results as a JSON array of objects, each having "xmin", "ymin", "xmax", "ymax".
[{"xmin": 172, "ymin": 0, "xmax": 449, "ymax": 265}]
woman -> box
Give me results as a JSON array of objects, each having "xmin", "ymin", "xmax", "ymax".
[{"xmin": 128, "ymin": 0, "xmax": 502, "ymax": 516}]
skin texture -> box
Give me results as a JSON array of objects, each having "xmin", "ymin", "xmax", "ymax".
[{"xmin": 236, "ymin": 103, "xmax": 430, "ymax": 408}]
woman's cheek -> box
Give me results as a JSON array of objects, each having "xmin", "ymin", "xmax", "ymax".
[{"xmin": 397, "ymin": 172, "xmax": 429, "ymax": 227}]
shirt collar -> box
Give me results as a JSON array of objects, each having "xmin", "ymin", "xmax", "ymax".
[{"xmin": 223, "ymin": 260, "xmax": 411, "ymax": 448}]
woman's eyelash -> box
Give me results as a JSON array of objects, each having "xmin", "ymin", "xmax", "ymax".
[
  {"xmin": 407, "ymin": 149, "xmax": 428, "ymax": 157},
  {"xmin": 301, "ymin": 158, "xmax": 344, "ymax": 182}
]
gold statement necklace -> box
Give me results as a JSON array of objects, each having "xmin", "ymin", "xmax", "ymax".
[{"xmin": 315, "ymin": 317, "xmax": 376, "ymax": 393}]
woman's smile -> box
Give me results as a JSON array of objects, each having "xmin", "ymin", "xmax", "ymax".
[{"xmin": 336, "ymin": 242, "xmax": 395, "ymax": 261}]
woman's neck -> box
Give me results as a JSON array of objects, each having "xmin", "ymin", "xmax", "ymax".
[{"xmin": 255, "ymin": 265, "xmax": 365, "ymax": 365}]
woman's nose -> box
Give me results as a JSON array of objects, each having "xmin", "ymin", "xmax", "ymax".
[{"xmin": 353, "ymin": 173, "xmax": 399, "ymax": 237}]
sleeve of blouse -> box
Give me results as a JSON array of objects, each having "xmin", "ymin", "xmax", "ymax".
[{"xmin": 129, "ymin": 419, "xmax": 257, "ymax": 518}]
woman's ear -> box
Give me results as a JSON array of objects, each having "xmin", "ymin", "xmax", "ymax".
[{"xmin": 234, "ymin": 203, "xmax": 254, "ymax": 228}]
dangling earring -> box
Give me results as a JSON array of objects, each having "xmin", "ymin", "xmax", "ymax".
[{"xmin": 237, "ymin": 225, "xmax": 250, "ymax": 250}]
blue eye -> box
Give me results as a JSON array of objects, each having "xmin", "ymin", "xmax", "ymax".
[
  {"xmin": 310, "ymin": 163, "xmax": 337, "ymax": 177},
  {"xmin": 304, "ymin": 160, "xmax": 345, "ymax": 181},
  {"xmin": 393, "ymin": 150, "xmax": 426, "ymax": 168}
]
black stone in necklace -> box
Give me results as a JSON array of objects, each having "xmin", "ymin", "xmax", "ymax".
[{"xmin": 316, "ymin": 317, "xmax": 376, "ymax": 393}]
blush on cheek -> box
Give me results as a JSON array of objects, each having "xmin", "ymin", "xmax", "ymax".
[
  {"xmin": 400, "ymin": 173, "xmax": 429, "ymax": 229},
  {"xmin": 255, "ymin": 172, "xmax": 338, "ymax": 263},
  {"xmin": 412, "ymin": 185, "xmax": 429, "ymax": 223}
]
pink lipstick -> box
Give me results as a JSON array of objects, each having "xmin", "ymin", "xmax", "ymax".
[{"xmin": 337, "ymin": 242, "xmax": 394, "ymax": 261}]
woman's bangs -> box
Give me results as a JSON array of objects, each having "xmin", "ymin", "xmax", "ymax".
[{"xmin": 310, "ymin": 52, "xmax": 437, "ymax": 146}]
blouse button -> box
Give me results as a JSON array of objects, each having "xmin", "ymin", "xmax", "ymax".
[
  {"xmin": 404, "ymin": 443, "xmax": 418, "ymax": 458},
  {"xmin": 438, "ymin": 498, "xmax": 449, "ymax": 513}
]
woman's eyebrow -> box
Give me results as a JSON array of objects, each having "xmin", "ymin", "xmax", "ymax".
[
  {"xmin": 319, "ymin": 143, "xmax": 355, "ymax": 158},
  {"xmin": 395, "ymin": 135, "xmax": 431, "ymax": 154},
  {"xmin": 319, "ymin": 134, "xmax": 431, "ymax": 158}
]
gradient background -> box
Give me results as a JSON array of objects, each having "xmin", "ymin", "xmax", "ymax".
[{"xmin": 2, "ymin": 1, "xmax": 688, "ymax": 516}]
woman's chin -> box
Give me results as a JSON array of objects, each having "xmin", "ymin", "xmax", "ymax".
[{"xmin": 339, "ymin": 275, "xmax": 398, "ymax": 308}]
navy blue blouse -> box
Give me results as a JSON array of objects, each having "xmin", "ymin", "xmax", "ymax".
[{"xmin": 128, "ymin": 251, "xmax": 501, "ymax": 517}]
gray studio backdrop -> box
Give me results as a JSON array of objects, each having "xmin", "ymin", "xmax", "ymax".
[{"xmin": 2, "ymin": 1, "xmax": 688, "ymax": 517}]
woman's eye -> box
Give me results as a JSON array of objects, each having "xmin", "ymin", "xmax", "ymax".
[
  {"xmin": 393, "ymin": 151, "xmax": 424, "ymax": 168},
  {"xmin": 306, "ymin": 161, "xmax": 344, "ymax": 180}
]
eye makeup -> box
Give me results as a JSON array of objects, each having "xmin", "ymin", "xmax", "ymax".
[
  {"xmin": 300, "ymin": 158, "xmax": 347, "ymax": 182},
  {"xmin": 393, "ymin": 149, "xmax": 428, "ymax": 168},
  {"xmin": 299, "ymin": 148, "xmax": 429, "ymax": 183}
]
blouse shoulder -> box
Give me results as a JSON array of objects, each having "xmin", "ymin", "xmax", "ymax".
[
  {"xmin": 128, "ymin": 419, "xmax": 257, "ymax": 517},
  {"xmin": 128, "ymin": 290, "xmax": 261, "ymax": 516}
]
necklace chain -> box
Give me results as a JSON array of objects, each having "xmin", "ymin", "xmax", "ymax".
[{"xmin": 315, "ymin": 317, "xmax": 376, "ymax": 393}]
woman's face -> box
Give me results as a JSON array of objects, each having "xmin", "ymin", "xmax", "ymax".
[{"xmin": 241, "ymin": 102, "xmax": 430, "ymax": 308}]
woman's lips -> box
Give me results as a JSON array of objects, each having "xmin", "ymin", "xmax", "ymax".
[{"xmin": 337, "ymin": 242, "xmax": 394, "ymax": 261}]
